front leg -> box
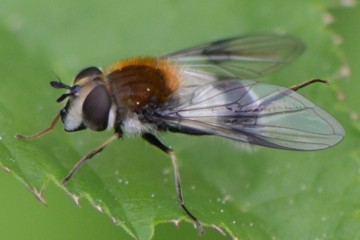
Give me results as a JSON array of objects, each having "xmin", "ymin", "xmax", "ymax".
[{"xmin": 62, "ymin": 130, "xmax": 122, "ymax": 185}]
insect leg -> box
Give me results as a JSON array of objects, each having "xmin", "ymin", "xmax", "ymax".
[
  {"xmin": 290, "ymin": 79, "xmax": 328, "ymax": 92},
  {"xmin": 62, "ymin": 131, "xmax": 122, "ymax": 185},
  {"xmin": 142, "ymin": 133, "xmax": 204, "ymax": 235},
  {"xmin": 16, "ymin": 112, "xmax": 61, "ymax": 140}
]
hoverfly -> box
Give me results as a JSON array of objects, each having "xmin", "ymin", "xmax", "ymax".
[{"xmin": 17, "ymin": 34, "xmax": 345, "ymax": 233}]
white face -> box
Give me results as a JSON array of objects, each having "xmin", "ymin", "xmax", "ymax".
[{"xmin": 61, "ymin": 96, "xmax": 85, "ymax": 132}]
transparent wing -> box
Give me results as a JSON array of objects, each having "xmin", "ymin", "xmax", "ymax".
[
  {"xmin": 152, "ymin": 80, "xmax": 344, "ymax": 150},
  {"xmin": 162, "ymin": 34, "xmax": 306, "ymax": 81}
]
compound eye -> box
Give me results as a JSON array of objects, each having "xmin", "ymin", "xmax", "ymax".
[{"xmin": 82, "ymin": 85, "xmax": 112, "ymax": 131}]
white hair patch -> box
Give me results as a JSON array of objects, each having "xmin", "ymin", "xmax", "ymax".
[{"xmin": 122, "ymin": 113, "xmax": 155, "ymax": 135}]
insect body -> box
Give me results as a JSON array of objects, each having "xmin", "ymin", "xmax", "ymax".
[{"xmin": 17, "ymin": 34, "xmax": 345, "ymax": 233}]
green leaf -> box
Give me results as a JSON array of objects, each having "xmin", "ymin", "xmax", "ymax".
[{"xmin": 0, "ymin": 0, "xmax": 357, "ymax": 239}]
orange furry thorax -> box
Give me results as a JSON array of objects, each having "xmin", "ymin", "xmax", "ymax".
[{"xmin": 104, "ymin": 57, "xmax": 181, "ymax": 112}]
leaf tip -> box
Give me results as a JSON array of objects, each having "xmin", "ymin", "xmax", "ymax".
[
  {"xmin": 0, "ymin": 163, "xmax": 11, "ymax": 173},
  {"xmin": 170, "ymin": 219, "xmax": 181, "ymax": 227},
  {"xmin": 351, "ymin": 112, "xmax": 359, "ymax": 121},
  {"xmin": 62, "ymin": 188, "xmax": 81, "ymax": 206},
  {"xmin": 94, "ymin": 204, "xmax": 104, "ymax": 213},
  {"xmin": 340, "ymin": 64, "xmax": 351, "ymax": 78},
  {"xmin": 323, "ymin": 12, "xmax": 335, "ymax": 25},
  {"xmin": 27, "ymin": 186, "xmax": 47, "ymax": 205},
  {"xmin": 339, "ymin": 0, "xmax": 357, "ymax": 7}
]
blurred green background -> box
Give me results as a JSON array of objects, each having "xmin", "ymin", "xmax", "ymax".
[{"xmin": 1, "ymin": 1, "xmax": 359, "ymax": 239}]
